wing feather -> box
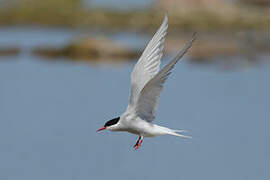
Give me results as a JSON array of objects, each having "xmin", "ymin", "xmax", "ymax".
[
  {"xmin": 135, "ymin": 33, "xmax": 197, "ymax": 121},
  {"xmin": 129, "ymin": 14, "xmax": 168, "ymax": 107}
]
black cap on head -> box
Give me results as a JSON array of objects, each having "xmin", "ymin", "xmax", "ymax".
[{"xmin": 104, "ymin": 117, "xmax": 120, "ymax": 127}]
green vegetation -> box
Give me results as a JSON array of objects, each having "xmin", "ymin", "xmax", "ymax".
[{"xmin": 0, "ymin": 0, "xmax": 269, "ymax": 31}]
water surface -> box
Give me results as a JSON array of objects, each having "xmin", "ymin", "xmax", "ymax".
[{"xmin": 0, "ymin": 27, "xmax": 269, "ymax": 180}]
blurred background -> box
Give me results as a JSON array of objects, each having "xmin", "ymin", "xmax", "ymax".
[{"xmin": 0, "ymin": 0, "xmax": 269, "ymax": 180}]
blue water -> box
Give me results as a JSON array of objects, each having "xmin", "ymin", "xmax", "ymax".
[{"xmin": 0, "ymin": 27, "xmax": 269, "ymax": 180}]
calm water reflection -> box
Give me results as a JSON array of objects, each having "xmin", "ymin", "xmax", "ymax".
[{"xmin": 0, "ymin": 27, "xmax": 269, "ymax": 180}]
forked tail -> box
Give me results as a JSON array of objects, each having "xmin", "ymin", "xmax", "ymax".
[{"xmin": 169, "ymin": 129, "xmax": 192, "ymax": 139}]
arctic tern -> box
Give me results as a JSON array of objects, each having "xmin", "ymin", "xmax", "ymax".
[{"xmin": 97, "ymin": 13, "xmax": 196, "ymax": 150}]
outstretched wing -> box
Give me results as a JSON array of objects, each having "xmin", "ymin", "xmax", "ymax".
[
  {"xmin": 129, "ymin": 14, "xmax": 168, "ymax": 107},
  {"xmin": 135, "ymin": 33, "xmax": 197, "ymax": 122}
]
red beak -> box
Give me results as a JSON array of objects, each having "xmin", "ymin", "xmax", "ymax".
[{"xmin": 96, "ymin": 126, "xmax": 106, "ymax": 132}]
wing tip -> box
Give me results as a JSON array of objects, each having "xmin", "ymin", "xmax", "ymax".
[
  {"xmin": 191, "ymin": 32, "xmax": 198, "ymax": 43},
  {"xmin": 162, "ymin": 12, "xmax": 168, "ymax": 27},
  {"xmin": 164, "ymin": 11, "xmax": 168, "ymax": 20}
]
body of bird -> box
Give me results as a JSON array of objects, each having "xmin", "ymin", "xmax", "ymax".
[{"xmin": 110, "ymin": 115, "xmax": 168, "ymax": 137}]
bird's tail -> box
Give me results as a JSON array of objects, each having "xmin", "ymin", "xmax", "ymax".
[{"xmin": 168, "ymin": 129, "xmax": 192, "ymax": 139}]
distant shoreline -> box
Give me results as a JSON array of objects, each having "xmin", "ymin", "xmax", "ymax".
[{"xmin": 0, "ymin": 0, "xmax": 269, "ymax": 31}]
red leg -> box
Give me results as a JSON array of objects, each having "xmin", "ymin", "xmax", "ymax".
[
  {"xmin": 134, "ymin": 136, "xmax": 143, "ymax": 150},
  {"xmin": 133, "ymin": 136, "xmax": 141, "ymax": 148}
]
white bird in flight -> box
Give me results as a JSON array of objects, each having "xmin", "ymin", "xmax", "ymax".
[{"xmin": 97, "ymin": 13, "xmax": 196, "ymax": 150}]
